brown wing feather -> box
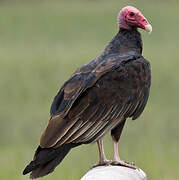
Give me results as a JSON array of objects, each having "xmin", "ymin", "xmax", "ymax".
[
  {"xmin": 50, "ymin": 54, "xmax": 139, "ymax": 118},
  {"xmin": 40, "ymin": 116, "xmax": 79, "ymax": 148},
  {"xmin": 41, "ymin": 55, "xmax": 151, "ymax": 148}
]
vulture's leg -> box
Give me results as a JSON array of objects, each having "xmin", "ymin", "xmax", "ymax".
[
  {"xmin": 111, "ymin": 119, "xmax": 137, "ymax": 169},
  {"xmin": 111, "ymin": 119, "xmax": 126, "ymax": 161},
  {"xmin": 93, "ymin": 139, "xmax": 111, "ymax": 167},
  {"xmin": 97, "ymin": 139, "xmax": 108, "ymax": 164}
]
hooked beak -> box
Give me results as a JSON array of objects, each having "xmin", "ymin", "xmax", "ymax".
[{"xmin": 145, "ymin": 24, "xmax": 152, "ymax": 33}]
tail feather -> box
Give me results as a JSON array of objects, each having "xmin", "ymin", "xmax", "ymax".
[{"xmin": 23, "ymin": 143, "xmax": 78, "ymax": 179}]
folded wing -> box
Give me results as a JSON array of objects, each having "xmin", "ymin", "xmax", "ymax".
[{"xmin": 40, "ymin": 54, "xmax": 151, "ymax": 148}]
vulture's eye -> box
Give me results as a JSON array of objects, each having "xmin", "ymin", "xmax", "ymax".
[{"xmin": 129, "ymin": 12, "xmax": 135, "ymax": 17}]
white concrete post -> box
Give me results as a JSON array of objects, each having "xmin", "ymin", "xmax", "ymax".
[{"xmin": 81, "ymin": 166, "xmax": 147, "ymax": 180}]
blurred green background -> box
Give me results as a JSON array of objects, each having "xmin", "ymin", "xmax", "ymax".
[{"xmin": 0, "ymin": 0, "xmax": 178, "ymax": 179}]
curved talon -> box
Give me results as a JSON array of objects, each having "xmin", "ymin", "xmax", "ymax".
[
  {"xmin": 123, "ymin": 160, "xmax": 135, "ymax": 166},
  {"xmin": 93, "ymin": 160, "xmax": 112, "ymax": 168},
  {"xmin": 110, "ymin": 160, "xmax": 137, "ymax": 169}
]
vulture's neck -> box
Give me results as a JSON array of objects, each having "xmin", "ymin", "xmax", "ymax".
[{"xmin": 101, "ymin": 28, "xmax": 143, "ymax": 57}]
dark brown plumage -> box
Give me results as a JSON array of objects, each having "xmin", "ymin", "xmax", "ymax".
[{"xmin": 23, "ymin": 6, "xmax": 151, "ymax": 179}]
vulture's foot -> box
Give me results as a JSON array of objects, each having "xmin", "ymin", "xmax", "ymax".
[
  {"xmin": 92, "ymin": 159, "xmax": 112, "ymax": 168},
  {"xmin": 110, "ymin": 160, "xmax": 137, "ymax": 169}
]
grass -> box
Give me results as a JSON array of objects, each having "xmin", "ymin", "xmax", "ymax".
[{"xmin": 0, "ymin": 0, "xmax": 179, "ymax": 179}]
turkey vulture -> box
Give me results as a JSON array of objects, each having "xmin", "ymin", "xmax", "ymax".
[{"xmin": 23, "ymin": 6, "xmax": 152, "ymax": 179}]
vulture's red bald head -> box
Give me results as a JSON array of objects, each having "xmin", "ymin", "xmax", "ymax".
[{"xmin": 118, "ymin": 6, "xmax": 152, "ymax": 33}]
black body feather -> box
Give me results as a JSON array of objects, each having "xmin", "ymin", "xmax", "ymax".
[
  {"xmin": 23, "ymin": 28, "xmax": 151, "ymax": 178},
  {"xmin": 23, "ymin": 143, "xmax": 79, "ymax": 179}
]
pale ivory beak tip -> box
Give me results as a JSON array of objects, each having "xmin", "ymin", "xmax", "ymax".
[{"xmin": 145, "ymin": 24, "xmax": 152, "ymax": 33}]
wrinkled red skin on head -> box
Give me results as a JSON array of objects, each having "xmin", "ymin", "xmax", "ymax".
[{"xmin": 118, "ymin": 6, "xmax": 150, "ymax": 30}]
